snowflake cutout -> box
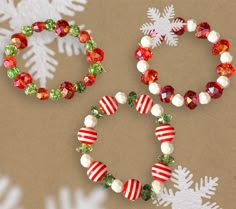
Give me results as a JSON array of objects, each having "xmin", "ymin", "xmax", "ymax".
[
  {"xmin": 140, "ymin": 5, "xmax": 184, "ymax": 48},
  {"xmin": 152, "ymin": 166, "xmax": 222, "ymax": 209}
]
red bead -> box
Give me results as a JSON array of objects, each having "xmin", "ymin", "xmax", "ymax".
[
  {"xmin": 141, "ymin": 69, "xmax": 158, "ymax": 85},
  {"xmin": 159, "ymin": 85, "xmax": 175, "ymax": 103},
  {"xmin": 87, "ymin": 161, "xmax": 107, "ymax": 182},
  {"xmin": 86, "ymin": 48, "xmax": 104, "ymax": 64},
  {"xmin": 59, "ymin": 81, "xmax": 75, "ymax": 99},
  {"xmin": 134, "ymin": 47, "xmax": 152, "ymax": 61},
  {"xmin": 32, "ymin": 22, "xmax": 45, "ymax": 32},
  {"xmin": 36, "ymin": 88, "xmax": 49, "ymax": 100},
  {"xmin": 155, "ymin": 124, "xmax": 176, "ymax": 142},
  {"xmin": 152, "ymin": 163, "xmax": 172, "ymax": 183},
  {"xmin": 99, "ymin": 96, "xmax": 118, "ymax": 115},
  {"xmin": 212, "ymin": 40, "xmax": 230, "ymax": 55},
  {"xmin": 135, "ymin": 94, "xmax": 154, "ymax": 114},
  {"xmin": 78, "ymin": 31, "xmax": 91, "ymax": 43},
  {"xmin": 216, "ymin": 63, "xmax": 235, "ymax": 77},
  {"xmin": 14, "ymin": 72, "xmax": 32, "ymax": 89},
  {"xmin": 83, "ymin": 74, "xmax": 96, "ymax": 86},
  {"xmin": 172, "ymin": 17, "xmax": 186, "ymax": 35},
  {"xmin": 184, "ymin": 90, "xmax": 199, "ymax": 110},
  {"xmin": 206, "ymin": 82, "xmax": 223, "ymax": 99},
  {"xmin": 123, "ymin": 179, "xmax": 142, "ymax": 201},
  {"xmin": 11, "ymin": 33, "xmax": 28, "ymax": 49},
  {"xmin": 195, "ymin": 22, "xmax": 211, "ymax": 39},
  {"xmin": 3, "ymin": 56, "xmax": 16, "ymax": 69},
  {"xmin": 55, "ymin": 19, "xmax": 69, "ymax": 37},
  {"xmin": 77, "ymin": 127, "xmax": 97, "ymax": 145}
]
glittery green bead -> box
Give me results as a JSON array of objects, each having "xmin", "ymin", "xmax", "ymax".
[
  {"xmin": 141, "ymin": 184, "xmax": 153, "ymax": 201},
  {"xmin": 88, "ymin": 64, "xmax": 103, "ymax": 76},
  {"xmin": 7, "ymin": 67, "xmax": 20, "ymax": 79},
  {"xmin": 127, "ymin": 91, "xmax": 137, "ymax": 107},
  {"xmin": 21, "ymin": 26, "xmax": 33, "ymax": 37},
  {"xmin": 69, "ymin": 25, "xmax": 80, "ymax": 37},
  {"xmin": 50, "ymin": 88, "xmax": 62, "ymax": 100},
  {"xmin": 5, "ymin": 44, "xmax": 18, "ymax": 56},
  {"xmin": 45, "ymin": 19, "xmax": 56, "ymax": 31},
  {"xmin": 156, "ymin": 114, "xmax": 173, "ymax": 125},
  {"xmin": 25, "ymin": 83, "xmax": 37, "ymax": 96},
  {"xmin": 158, "ymin": 154, "xmax": 175, "ymax": 165},
  {"xmin": 74, "ymin": 81, "xmax": 86, "ymax": 93},
  {"xmin": 101, "ymin": 174, "xmax": 115, "ymax": 188},
  {"xmin": 91, "ymin": 105, "xmax": 104, "ymax": 119},
  {"xmin": 76, "ymin": 144, "xmax": 93, "ymax": 153},
  {"xmin": 85, "ymin": 40, "xmax": 97, "ymax": 51}
]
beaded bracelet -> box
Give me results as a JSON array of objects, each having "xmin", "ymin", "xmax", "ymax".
[
  {"xmin": 76, "ymin": 92, "xmax": 176, "ymax": 201},
  {"xmin": 3, "ymin": 19, "xmax": 104, "ymax": 101},
  {"xmin": 135, "ymin": 18, "xmax": 235, "ymax": 109}
]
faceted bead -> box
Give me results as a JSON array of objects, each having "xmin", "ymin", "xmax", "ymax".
[
  {"xmin": 78, "ymin": 31, "xmax": 91, "ymax": 43},
  {"xmin": 85, "ymin": 40, "xmax": 97, "ymax": 51},
  {"xmin": 36, "ymin": 88, "xmax": 49, "ymax": 100},
  {"xmin": 141, "ymin": 184, "xmax": 153, "ymax": 201},
  {"xmin": 172, "ymin": 17, "xmax": 186, "ymax": 35},
  {"xmin": 206, "ymin": 82, "xmax": 223, "ymax": 99},
  {"xmin": 101, "ymin": 174, "xmax": 115, "ymax": 188},
  {"xmin": 50, "ymin": 88, "xmax": 62, "ymax": 100},
  {"xmin": 159, "ymin": 85, "xmax": 175, "ymax": 103},
  {"xmin": 32, "ymin": 22, "xmax": 45, "ymax": 32},
  {"xmin": 212, "ymin": 39, "xmax": 230, "ymax": 55},
  {"xmin": 158, "ymin": 154, "xmax": 175, "ymax": 165},
  {"xmin": 5, "ymin": 44, "xmax": 18, "ymax": 56},
  {"xmin": 59, "ymin": 81, "xmax": 75, "ymax": 99},
  {"xmin": 184, "ymin": 90, "xmax": 199, "ymax": 110},
  {"xmin": 55, "ymin": 19, "xmax": 69, "ymax": 37},
  {"xmin": 83, "ymin": 74, "xmax": 96, "ymax": 86},
  {"xmin": 69, "ymin": 25, "xmax": 80, "ymax": 37},
  {"xmin": 86, "ymin": 48, "xmax": 104, "ymax": 64},
  {"xmin": 127, "ymin": 91, "xmax": 137, "ymax": 107},
  {"xmin": 74, "ymin": 81, "xmax": 86, "ymax": 93},
  {"xmin": 156, "ymin": 114, "xmax": 173, "ymax": 125},
  {"xmin": 76, "ymin": 144, "xmax": 93, "ymax": 153},
  {"xmin": 134, "ymin": 47, "xmax": 152, "ymax": 61},
  {"xmin": 14, "ymin": 72, "xmax": 32, "ymax": 89},
  {"xmin": 44, "ymin": 19, "xmax": 56, "ymax": 31},
  {"xmin": 195, "ymin": 22, "xmax": 211, "ymax": 39},
  {"xmin": 89, "ymin": 63, "xmax": 103, "ymax": 76},
  {"xmin": 21, "ymin": 26, "xmax": 33, "ymax": 37},
  {"xmin": 91, "ymin": 105, "xmax": 104, "ymax": 118},
  {"xmin": 3, "ymin": 56, "xmax": 16, "ymax": 69},
  {"xmin": 7, "ymin": 67, "xmax": 20, "ymax": 79},
  {"xmin": 25, "ymin": 83, "xmax": 37, "ymax": 96},
  {"xmin": 11, "ymin": 33, "xmax": 28, "ymax": 49},
  {"xmin": 216, "ymin": 63, "xmax": 235, "ymax": 77},
  {"xmin": 141, "ymin": 69, "xmax": 158, "ymax": 85}
]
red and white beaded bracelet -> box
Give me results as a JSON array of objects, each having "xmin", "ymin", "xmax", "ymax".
[
  {"xmin": 76, "ymin": 91, "xmax": 176, "ymax": 201},
  {"xmin": 135, "ymin": 18, "xmax": 234, "ymax": 109}
]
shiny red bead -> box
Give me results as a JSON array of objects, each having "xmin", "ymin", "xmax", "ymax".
[
  {"xmin": 32, "ymin": 22, "xmax": 45, "ymax": 32},
  {"xmin": 141, "ymin": 69, "xmax": 158, "ymax": 85},
  {"xmin": 3, "ymin": 56, "xmax": 16, "ymax": 69},
  {"xmin": 36, "ymin": 88, "xmax": 49, "ymax": 100},
  {"xmin": 55, "ymin": 19, "xmax": 69, "ymax": 37},
  {"xmin": 212, "ymin": 40, "xmax": 230, "ymax": 55},
  {"xmin": 134, "ymin": 47, "xmax": 152, "ymax": 61},
  {"xmin": 86, "ymin": 48, "xmax": 104, "ymax": 64},
  {"xmin": 195, "ymin": 22, "xmax": 211, "ymax": 39},
  {"xmin": 184, "ymin": 90, "xmax": 199, "ymax": 110},
  {"xmin": 172, "ymin": 17, "xmax": 186, "ymax": 35},
  {"xmin": 59, "ymin": 81, "xmax": 75, "ymax": 99},
  {"xmin": 159, "ymin": 85, "xmax": 174, "ymax": 103},
  {"xmin": 83, "ymin": 74, "xmax": 96, "ymax": 86},
  {"xmin": 11, "ymin": 33, "xmax": 28, "ymax": 49},
  {"xmin": 206, "ymin": 82, "xmax": 223, "ymax": 99},
  {"xmin": 14, "ymin": 72, "xmax": 32, "ymax": 89},
  {"xmin": 216, "ymin": 63, "xmax": 235, "ymax": 77},
  {"xmin": 78, "ymin": 31, "xmax": 91, "ymax": 43}
]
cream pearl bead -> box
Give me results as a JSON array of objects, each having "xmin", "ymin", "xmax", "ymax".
[
  {"xmin": 151, "ymin": 104, "xmax": 164, "ymax": 117},
  {"xmin": 171, "ymin": 94, "xmax": 184, "ymax": 107},
  {"xmin": 141, "ymin": 36, "xmax": 152, "ymax": 48},
  {"xmin": 207, "ymin": 30, "xmax": 220, "ymax": 43},
  {"xmin": 152, "ymin": 180, "xmax": 164, "ymax": 194},
  {"xmin": 187, "ymin": 19, "xmax": 197, "ymax": 32},
  {"xmin": 149, "ymin": 82, "xmax": 161, "ymax": 95},
  {"xmin": 220, "ymin": 52, "xmax": 233, "ymax": 63},
  {"xmin": 111, "ymin": 179, "xmax": 123, "ymax": 193},
  {"xmin": 161, "ymin": 142, "xmax": 174, "ymax": 155},
  {"xmin": 84, "ymin": 115, "xmax": 98, "ymax": 128},
  {"xmin": 137, "ymin": 60, "xmax": 150, "ymax": 73},
  {"xmin": 80, "ymin": 154, "xmax": 93, "ymax": 168},
  {"xmin": 217, "ymin": 76, "xmax": 230, "ymax": 88},
  {"xmin": 115, "ymin": 92, "xmax": 127, "ymax": 104},
  {"xmin": 199, "ymin": 92, "xmax": 211, "ymax": 105}
]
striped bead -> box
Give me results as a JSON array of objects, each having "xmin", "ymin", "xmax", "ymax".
[
  {"xmin": 155, "ymin": 124, "xmax": 175, "ymax": 142},
  {"xmin": 152, "ymin": 163, "xmax": 172, "ymax": 182},
  {"xmin": 99, "ymin": 96, "xmax": 118, "ymax": 115},
  {"xmin": 77, "ymin": 127, "xmax": 97, "ymax": 145},
  {"xmin": 135, "ymin": 94, "xmax": 154, "ymax": 114},
  {"xmin": 122, "ymin": 179, "xmax": 142, "ymax": 201},
  {"xmin": 87, "ymin": 161, "xmax": 107, "ymax": 182}
]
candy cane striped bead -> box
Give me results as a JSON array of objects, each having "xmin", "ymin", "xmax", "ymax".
[
  {"xmin": 155, "ymin": 124, "xmax": 175, "ymax": 142},
  {"xmin": 77, "ymin": 127, "xmax": 97, "ymax": 145},
  {"xmin": 135, "ymin": 94, "xmax": 154, "ymax": 114},
  {"xmin": 152, "ymin": 163, "xmax": 172, "ymax": 182},
  {"xmin": 123, "ymin": 179, "xmax": 142, "ymax": 201},
  {"xmin": 99, "ymin": 96, "xmax": 118, "ymax": 115},
  {"xmin": 87, "ymin": 161, "xmax": 107, "ymax": 182}
]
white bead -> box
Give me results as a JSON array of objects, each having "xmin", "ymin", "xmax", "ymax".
[
  {"xmin": 115, "ymin": 92, "xmax": 127, "ymax": 104},
  {"xmin": 171, "ymin": 94, "xmax": 184, "ymax": 107},
  {"xmin": 152, "ymin": 180, "xmax": 164, "ymax": 194},
  {"xmin": 217, "ymin": 76, "xmax": 230, "ymax": 88},
  {"xmin": 199, "ymin": 92, "xmax": 211, "ymax": 105},
  {"xmin": 221, "ymin": 52, "xmax": 233, "ymax": 63},
  {"xmin": 141, "ymin": 36, "xmax": 152, "ymax": 48},
  {"xmin": 111, "ymin": 179, "xmax": 123, "ymax": 193},
  {"xmin": 187, "ymin": 19, "xmax": 197, "ymax": 32},
  {"xmin": 151, "ymin": 104, "xmax": 164, "ymax": 117},
  {"xmin": 149, "ymin": 82, "xmax": 161, "ymax": 95},
  {"xmin": 137, "ymin": 60, "xmax": 149, "ymax": 73},
  {"xmin": 207, "ymin": 30, "xmax": 220, "ymax": 43},
  {"xmin": 80, "ymin": 154, "xmax": 93, "ymax": 168},
  {"xmin": 84, "ymin": 115, "xmax": 98, "ymax": 128},
  {"xmin": 161, "ymin": 142, "xmax": 174, "ymax": 155}
]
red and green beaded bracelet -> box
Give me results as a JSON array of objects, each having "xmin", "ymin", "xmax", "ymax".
[
  {"xmin": 76, "ymin": 91, "xmax": 176, "ymax": 201},
  {"xmin": 3, "ymin": 19, "xmax": 105, "ymax": 101}
]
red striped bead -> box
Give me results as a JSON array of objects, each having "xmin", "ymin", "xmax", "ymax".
[
  {"xmin": 77, "ymin": 127, "xmax": 97, "ymax": 145},
  {"xmin": 152, "ymin": 163, "xmax": 172, "ymax": 182},
  {"xmin": 123, "ymin": 179, "xmax": 142, "ymax": 201},
  {"xmin": 135, "ymin": 94, "xmax": 154, "ymax": 114},
  {"xmin": 87, "ymin": 161, "xmax": 107, "ymax": 182},
  {"xmin": 155, "ymin": 124, "xmax": 175, "ymax": 142},
  {"xmin": 99, "ymin": 96, "xmax": 118, "ymax": 115}
]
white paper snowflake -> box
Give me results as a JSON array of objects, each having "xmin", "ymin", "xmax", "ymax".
[
  {"xmin": 0, "ymin": 0, "xmax": 88, "ymax": 87},
  {"xmin": 140, "ymin": 5, "xmax": 184, "ymax": 48},
  {"xmin": 152, "ymin": 166, "xmax": 222, "ymax": 209}
]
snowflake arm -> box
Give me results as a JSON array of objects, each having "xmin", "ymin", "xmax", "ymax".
[
  {"xmin": 165, "ymin": 31, "xmax": 178, "ymax": 46},
  {"xmin": 171, "ymin": 18, "xmax": 185, "ymax": 31},
  {"xmin": 201, "ymin": 201, "xmax": 222, "ymax": 209},
  {"xmin": 163, "ymin": 5, "xmax": 175, "ymax": 19},
  {"xmin": 0, "ymin": 0, "xmax": 16, "ymax": 22},
  {"xmin": 147, "ymin": 8, "xmax": 160, "ymax": 22},
  {"xmin": 140, "ymin": 22, "xmax": 155, "ymax": 35},
  {"xmin": 155, "ymin": 188, "xmax": 175, "ymax": 207}
]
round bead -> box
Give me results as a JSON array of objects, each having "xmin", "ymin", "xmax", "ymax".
[
  {"xmin": 32, "ymin": 22, "xmax": 45, "ymax": 32},
  {"xmin": 55, "ymin": 19, "xmax": 69, "ymax": 37},
  {"xmin": 3, "ymin": 56, "xmax": 16, "ymax": 69},
  {"xmin": 172, "ymin": 17, "xmax": 186, "ymax": 35},
  {"xmin": 123, "ymin": 179, "xmax": 142, "ymax": 201},
  {"xmin": 199, "ymin": 92, "xmax": 211, "ymax": 105},
  {"xmin": 84, "ymin": 115, "xmax": 98, "ymax": 128},
  {"xmin": 159, "ymin": 85, "xmax": 175, "ymax": 103},
  {"xmin": 78, "ymin": 31, "xmax": 91, "ymax": 43},
  {"xmin": 149, "ymin": 82, "xmax": 161, "ymax": 95},
  {"xmin": 83, "ymin": 74, "xmax": 96, "ymax": 86},
  {"xmin": 134, "ymin": 47, "xmax": 152, "ymax": 61},
  {"xmin": 135, "ymin": 94, "xmax": 154, "ymax": 114},
  {"xmin": 141, "ymin": 69, "xmax": 158, "ymax": 85},
  {"xmin": 155, "ymin": 124, "xmax": 175, "ymax": 142},
  {"xmin": 216, "ymin": 63, "xmax": 235, "ymax": 77},
  {"xmin": 187, "ymin": 19, "xmax": 197, "ymax": 32},
  {"xmin": 171, "ymin": 94, "xmax": 184, "ymax": 107},
  {"xmin": 152, "ymin": 163, "xmax": 172, "ymax": 183},
  {"xmin": 220, "ymin": 52, "xmax": 233, "ymax": 63},
  {"xmin": 14, "ymin": 72, "xmax": 32, "ymax": 89},
  {"xmin": 195, "ymin": 22, "xmax": 211, "ymax": 39},
  {"xmin": 77, "ymin": 127, "xmax": 97, "ymax": 145},
  {"xmin": 11, "ymin": 33, "xmax": 28, "ymax": 49},
  {"xmin": 59, "ymin": 81, "xmax": 75, "ymax": 99},
  {"xmin": 161, "ymin": 142, "xmax": 174, "ymax": 155},
  {"xmin": 207, "ymin": 30, "xmax": 220, "ymax": 43},
  {"xmin": 206, "ymin": 82, "xmax": 223, "ymax": 99},
  {"xmin": 217, "ymin": 76, "xmax": 230, "ymax": 89},
  {"xmin": 99, "ymin": 96, "xmax": 118, "ymax": 115},
  {"xmin": 212, "ymin": 39, "xmax": 230, "ymax": 55},
  {"xmin": 151, "ymin": 180, "xmax": 164, "ymax": 194},
  {"xmin": 36, "ymin": 88, "xmax": 49, "ymax": 100},
  {"xmin": 87, "ymin": 161, "xmax": 107, "ymax": 182},
  {"xmin": 141, "ymin": 36, "xmax": 152, "ymax": 48},
  {"xmin": 137, "ymin": 60, "xmax": 150, "ymax": 73},
  {"xmin": 151, "ymin": 104, "xmax": 164, "ymax": 117},
  {"xmin": 86, "ymin": 48, "xmax": 105, "ymax": 64},
  {"xmin": 80, "ymin": 153, "xmax": 93, "ymax": 168},
  {"xmin": 115, "ymin": 92, "xmax": 127, "ymax": 104},
  {"xmin": 111, "ymin": 179, "xmax": 124, "ymax": 193}
]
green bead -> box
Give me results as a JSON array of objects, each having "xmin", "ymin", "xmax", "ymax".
[
  {"xmin": 141, "ymin": 184, "xmax": 153, "ymax": 201},
  {"xmin": 158, "ymin": 154, "xmax": 175, "ymax": 165},
  {"xmin": 74, "ymin": 81, "xmax": 86, "ymax": 93},
  {"xmin": 21, "ymin": 26, "xmax": 33, "ymax": 37},
  {"xmin": 127, "ymin": 91, "xmax": 137, "ymax": 107},
  {"xmin": 101, "ymin": 174, "xmax": 115, "ymax": 188},
  {"xmin": 7, "ymin": 67, "xmax": 20, "ymax": 79},
  {"xmin": 91, "ymin": 106, "xmax": 104, "ymax": 119},
  {"xmin": 85, "ymin": 40, "xmax": 97, "ymax": 51},
  {"xmin": 69, "ymin": 25, "xmax": 80, "ymax": 36},
  {"xmin": 25, "ymin": 83, "xmax": 37, "ymax": 96},
  {"xmin": 156, "ymin": 114, "xmax": 173, "ymax": 125},
  {"xmin": 88, "ymin": 64, "xmax": 103, "ymax": 76},
  {"xmin": 76, "ymin": 144, "xmax": 93, "ymax": 153},
  {"xmin": 45, "ymin": 19, "xmax": 56, "ymax": 31},
  {"xmin": 5, "ymin": 44, "xmax": 18, "ymax": 56},
  {"xmin": 50, "ymin": 88, "xmax": 62, "ymax": 101}
]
